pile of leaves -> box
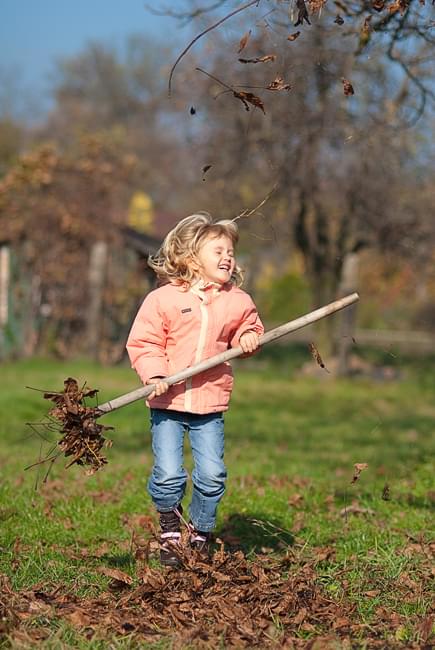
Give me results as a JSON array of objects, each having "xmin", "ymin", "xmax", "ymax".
[
  {"xmin": 37, "ymin": 377, "xmax": 112, "ymax": 475},
  {"xmin": 2, "ymin": 538, "xmax": 433, "ymax": 648}
]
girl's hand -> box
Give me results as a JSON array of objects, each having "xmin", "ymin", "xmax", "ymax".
[
  {"xmin": 239, "ymin": 331, "xmax": 260, "ymax": 354},
  {"xmin": 146, "ymin": 377, "xmax": 169, "ymax": 400}
]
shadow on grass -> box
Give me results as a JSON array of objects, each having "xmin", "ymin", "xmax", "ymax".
[
  {"xmin": 101, "ymin": 552, "xmax": 134, "ymax": 568},
  {"xmin": 216, "ymin": 512, "xmax": 294, "ymax": 554}
]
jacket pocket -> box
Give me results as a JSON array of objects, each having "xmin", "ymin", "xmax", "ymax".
[{"xmin": 200, "ymin": 362, "xmax": 234, "ymax": 407}]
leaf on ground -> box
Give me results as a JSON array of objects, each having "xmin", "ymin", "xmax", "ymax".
[
  {"xmin": 97, "ymin": 567, "xmax": 133, "ymax": 587},
  {"xmin": 340, "ymin": 501, "xmax": 375, "ymax": 517}
]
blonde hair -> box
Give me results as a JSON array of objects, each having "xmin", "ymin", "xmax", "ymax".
[{"xmin": 148, "ymin": 212, "xmax": 244, "ymax": 287}]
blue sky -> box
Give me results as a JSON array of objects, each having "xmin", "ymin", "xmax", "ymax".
[{"xmin": 0, "ymin": 0, "xmax": 192, "ymax": 117}]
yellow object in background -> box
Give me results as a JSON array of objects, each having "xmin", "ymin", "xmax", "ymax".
[{"xmin": 128, "ymin": 191, "xmax": 154, "ymax": 234}]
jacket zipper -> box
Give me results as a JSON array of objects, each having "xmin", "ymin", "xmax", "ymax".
[{"xmin": 184, "ymin": 295, "xmax": 209, "ymax": 411}]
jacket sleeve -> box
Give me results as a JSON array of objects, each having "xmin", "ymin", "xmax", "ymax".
[
  {"xmin": 126, "ymin": 291, "xmax": 169, "ymax": 385},
  {"xmin": 230, "ymin": 293, "xmax": 265, "ymax": 351}
]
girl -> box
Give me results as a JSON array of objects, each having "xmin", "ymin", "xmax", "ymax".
[{"xmin": 126, "ymin": 212, "xmax": 264, "ymax": 566}]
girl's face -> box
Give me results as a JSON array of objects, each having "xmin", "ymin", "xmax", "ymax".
[{"xmin": 196, "ymin": 234, "xmax": 236, "ymax": 285}]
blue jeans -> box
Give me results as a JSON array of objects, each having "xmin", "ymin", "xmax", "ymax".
[{"xmin": 148, "ymin": 409, "xmax": 227, "ymax": 532}]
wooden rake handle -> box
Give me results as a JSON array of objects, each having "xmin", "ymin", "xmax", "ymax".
[{"xmin": 97, "ymin": 292, "xmax": 359, "ymax": 415}]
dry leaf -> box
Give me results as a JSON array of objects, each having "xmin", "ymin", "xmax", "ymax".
[
  {"xmin": 342, "ymin": 78, "xmax": 355, "ymax": 96},
  {"xmin": 382, "ymin": 483, "xmax": 391, "ymax": 500},
  {"xmin": 233, "ymin": 90, "xmax": 266, "ymax": 114},
  {"xmin": 287, "ymin": 31, "xmax": 301, "ymax": 41},
  {"xmin": 308, "ymin": 0, "xmax": 327, "ymax": 10},
  {"xmin": 387, "ymin": 0, "xmax": 410, "ymax": 14},
  {"xmin": 238, "ymin": 54, "xmax": 276, "ymax": 64},
  {"xmin": 237, "ymin": 30, "xmax": 251, "ymax": 53},
  {"xmin": 334, "ymin": 14, "xmax": 345, "ymax": 24},
  {"xmin": 308, "ymin": 342, "xmax": 330, "ymax": 372},
  {"xmin": 267, "ymin": 76, "xmax": 292, "ymax": 91},
  {"xmin": 97, "ymin": 567, "xmax": 133, "ymax": 586},
  {"xmin": 351, "ymin": 462, "xmax": 369, "ymax": 483},
  {"xmin": 340, "ymin": 501, "xmax": 375, "ymax": 516},
  {"xmin": 29, "ymin": 377, "xmax": 113, "ymax": 474},
  {"xmin": 293, "ymin": 607, "xmax": 307, "ymax": 624},
  {"xmin": 372, "ymin": 0, "xmax": 386, "ymax": 9}
]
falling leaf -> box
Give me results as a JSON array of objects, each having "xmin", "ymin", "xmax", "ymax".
[
  {"xmin": 342, "ymin": 77, "xmax": 355, "ymax": 96},
  {"xmin": 308, "ymin": 0, "xmax": 328, "ymax": 11},
  {"xmin": 233, "ymin": 90, "xmax": 266, "ymax": 114},
  {"xmin": 267, "ymin": 76, "xmax": 292, "ymax": 91},
  {"xmin": 238, "ymin": 54, "xmax": 276, "ymax": 64},
  {"xmin": 351, "ymin": 462, "xmax": 368, "ymax": 484},
  {"xmin": 387, "ymin": 0, "xmax": 410, "ymax": 14},
  {"xmin": 295, "ymin": 0, "xmax": 311, "ymax": 25},
  {"xmin": 190, "ymin": 106, "xmax": 196, "ymax": 115},
  {"xmin": 334, "ymin": 14, "xmax": 345, "ymax": 24},
  {"xmin": 237, "ymin": 30, "xmax": 252, "ymax": 53},
  {"xmin": 308, "ymin": 342, "xmax": 330, "ymax": 372},
  {"xmin": 382, "ymin": 483, "xmax": 391, "ymax": 500},
  {"xmin": 358, "ymin": 15, "xmax": 372, "ymax": 49},
  {"xmin": 202, "ymin": 164, "xmax": 212, "ymax": 182},
  {"xmin": 372, "ymin": 0, "xmax": 386, "ymax": 10},
  {"xmin": 287, "ymin": 31, "xmax": 301, "ymax": 41}
]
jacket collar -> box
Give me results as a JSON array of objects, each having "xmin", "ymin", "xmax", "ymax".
[{"xmin": 190, "ymin": 278, "xmax": 224, "ymax": 300}]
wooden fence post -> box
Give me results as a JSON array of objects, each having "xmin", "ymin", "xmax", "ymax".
[{"xmin": 0, "ymin": 245, "xmax": 10, "ymax": 358}]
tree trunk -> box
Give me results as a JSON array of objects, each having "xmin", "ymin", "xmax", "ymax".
[
  {"xmin": 336, "ymin": 252, "xmax": 359, "ymax": 376},
  {"xmin": 86, "ymin": 241, "xmax": 108, "ymax": 360}
]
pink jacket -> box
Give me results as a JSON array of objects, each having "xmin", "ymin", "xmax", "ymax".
[{"xmin": 126, "ymin": 281, "xmax": 264, "ymax": 414}]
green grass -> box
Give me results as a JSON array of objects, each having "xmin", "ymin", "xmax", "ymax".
[{"xmin": 0, "ymin": 349, "xmax": 434, "ymax": 647}]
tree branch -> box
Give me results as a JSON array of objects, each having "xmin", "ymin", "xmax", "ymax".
[{"xmin": 168, "ymin": 0, "xmax": 261, "ymax": 95}]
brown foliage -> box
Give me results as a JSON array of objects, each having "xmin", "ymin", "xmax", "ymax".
[
  {"xmin": 0, "ymin": 136, "xmax": 143, "ymax": 358},
  {"xmin": 27, "ymin": 377, "xmax": 112, "ymax": 476}
]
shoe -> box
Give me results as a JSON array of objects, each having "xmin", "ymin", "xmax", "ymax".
[
  {"xmin": 159, "ymin": 506, "xmax": 183, "ymax": 567},
  {"xmin": 189, "ymin": 524, "xmax": 211, "ymax": 559}
]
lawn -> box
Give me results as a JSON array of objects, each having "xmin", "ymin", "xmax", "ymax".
[{"xmin": 0, "ymin": 347, "xmax": 433, "ymax": 648}]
